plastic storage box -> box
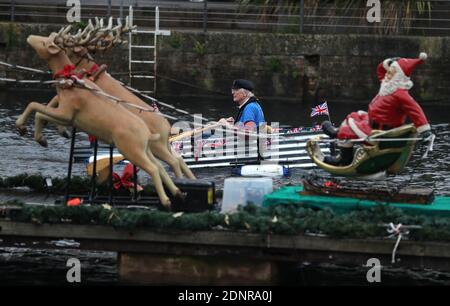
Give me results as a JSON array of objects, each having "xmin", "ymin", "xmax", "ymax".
[{"xmin": 221, "ymin": 177, "xmax": 273, "ymax": 213}]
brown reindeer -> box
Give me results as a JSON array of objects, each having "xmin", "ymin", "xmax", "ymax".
[
  {"xmin": 16, "ymin": 32, "xmax": 184, "ymax": 208},
  {"xmin": 33, "ymin": 19, "xmax": 196, "ymax": 180}
]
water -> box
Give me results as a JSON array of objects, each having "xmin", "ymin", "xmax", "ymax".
[{"xmin": 0, "ymin": 89, "xmax": 449, "ymax": 285}]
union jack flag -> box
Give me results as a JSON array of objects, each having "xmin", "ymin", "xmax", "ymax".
[{"xmin": 310, "ymin": 101, "xmax": 329, "ymax": 117}]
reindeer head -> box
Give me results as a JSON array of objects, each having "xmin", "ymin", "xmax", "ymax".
[{"xmin": 27, "ymin": 32, "xmax": 63, "ymax": 60}]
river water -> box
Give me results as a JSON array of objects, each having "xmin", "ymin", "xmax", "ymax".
[{"xmin": 0, "ymin": 88, "xmax": 449, "ymax": 285}]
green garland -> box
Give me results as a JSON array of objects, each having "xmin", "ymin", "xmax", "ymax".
[
  {"xmin": 0, "ymin": 174, "xmax": 157, "ymax": 196},
  {"xmin": 3, "ymin": 200, "xmax": 450, "ymax": 242}
]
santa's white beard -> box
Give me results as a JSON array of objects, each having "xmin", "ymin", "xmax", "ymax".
[{"xmin": 378, "ymin": 72, "xmax": 413, "ymax": 96}]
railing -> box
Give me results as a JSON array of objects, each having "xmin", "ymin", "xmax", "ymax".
[{"xmin": 0, "ymin": 0, "xmax": 450, "ymax": 36}]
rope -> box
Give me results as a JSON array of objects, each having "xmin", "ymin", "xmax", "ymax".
[
  {"xmin": 0, "ymin": 60, "xmax": 50, "ymax": 74},
  {"xmin": 123, "ymin": 83, "xmax": 212, "ymax": 122},
  {"xmin": 0, "ymin": 77, "xmax": 57, "ymax": 85},
  {"xmin": 382, "ymin": 223, "xmax": 422, "ymax": 264},
  {"xmin": 387, "ymin": 223, "xmax": 404, "ymax": 263}
]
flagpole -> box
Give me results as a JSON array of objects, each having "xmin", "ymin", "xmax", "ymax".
[{"xmin": 324, "ymin": 100, "xmax": 332, "ymax": 124}]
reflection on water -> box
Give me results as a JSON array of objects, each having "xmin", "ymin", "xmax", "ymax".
[
  {"xmin": 0, "ymin": 248, "xmax": 117, "ymax": 285},
  {"xmin": 0, "ymin": 89, "xmax": 449, "ymax": 285}
]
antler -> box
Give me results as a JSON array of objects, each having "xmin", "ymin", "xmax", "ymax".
[
  {"xmin": 54, "ymin": 15, "xmax": 136, "ymax": 52},
  {"xmin": 88, "ymin": 16, "xmax": 136, "ymax": 52}
]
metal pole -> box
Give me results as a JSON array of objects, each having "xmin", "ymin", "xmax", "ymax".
[
  {"xmin": 203, "ymin": 0, "xmax": 208, "ymax": 33},
  {"xmin": 11, "ymin": 0, "xmax": 15, "ymax": 22},
  {"xmin": 107, "ymin": 0, "xmax": 111, "ymax": 16},
  {"xmin": 65, "ymin": 128, "xmax": 77, "ymax": 204},
  {"xmin": 108, "ymin": 144, "xmax": 114, "ymax": 205},
  {"xmin": 154, "ymin": 6, "xmax": 158, "ymax": 95},
  {"xmin": 299, "ymin": 0, "xmax": 304, "ymax": 34},
  {"xmin": 133, "ymin": 165, "xmax": 138, "ymax": 202},
  {"xmin": 128, "ymin": 5, "xmax": 133, "ymax": 86},
  {"xmin": 256, "ymin": 125, "xmax": 261, "ymax": 162},
  {"xmin": 120, "ymin": 0, "xmax": 124, "ymax": 19},
  {"xmin": 89, "ymin": 138, "xmax": 99, "ymax": 204}
]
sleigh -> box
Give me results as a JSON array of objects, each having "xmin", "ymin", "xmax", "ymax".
[{"xmin": 306, "ymin": 124, "xmax": 419, "ymax": 177}]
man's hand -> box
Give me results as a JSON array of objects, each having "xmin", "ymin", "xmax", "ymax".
[{"xmin": 218, "ymin": 117, "xmax": 234, "ymax": 127}]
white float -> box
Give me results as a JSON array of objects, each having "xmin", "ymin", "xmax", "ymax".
[{"xmin": 234, "ymin": 164, "xmax": 290, "ymax": 177}]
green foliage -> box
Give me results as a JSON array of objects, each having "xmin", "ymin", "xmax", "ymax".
[
  {"xmin": 291, "ymin": 70, "xmax": 300, "ymax": 80},
  {"xmin": 190, "ymin": 67, "xmax": 200, "ymax": 77},
  {"xmin": 168, "ymin": 32, "xmax": 183, "ymax": 49},
  {"xmin": 6, "ymin": 23, "xmax": 19, "ymax": 48},
  {"xmin": 268, "ymin": 56, "xmax": 282, "ymax": 73},
  {"xmin": 72, "ymin": 21, "xmax": 88, "ymax": 31},
  {"xmin": 193, "ymin": 40, "xmax": 206, "ymax": 56}
]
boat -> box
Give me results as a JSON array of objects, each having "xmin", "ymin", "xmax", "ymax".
[
  {"xmin": 73, "ymin": 126, "xmax": 330, "ymax": 169},
  {"xmin": 171, "ymin": 126, "xmax": 329, "ymax": 169}
]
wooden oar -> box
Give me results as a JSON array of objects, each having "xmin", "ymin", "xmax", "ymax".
[{"xmin": 169, "ymin": 122, "xmax": 222, "ymax": 142}]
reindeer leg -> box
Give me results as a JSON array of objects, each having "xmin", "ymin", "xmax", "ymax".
[
  {"xmin": 35, "ymin": 113, "xmax": 70, "ymax": 147},
  {"xmin": 151, "ymin": 142, "xmax": 184, "ymax": 178},
  {"xmin": 34, "ymin": 96, "xmax": 70, "ymax": 146},
  {"xmin": 171, "ymin": 147, "xmax": 196, "ymax": 179},
  {"xmin": 16, "ymin": 102, "xmax": 74, "ymax": 135},
  {"xmin": 146, "ymin": 146, "xmax": 185, "ymax": 201}
]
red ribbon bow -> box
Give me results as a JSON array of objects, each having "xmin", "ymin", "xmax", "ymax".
[
  {"xmin": 53, "ymin": 64, "xmax": 83, "ymax": 79},
  {"xmin": 112, "ymin": 163, "xmax": 141, "ymax": 191}
]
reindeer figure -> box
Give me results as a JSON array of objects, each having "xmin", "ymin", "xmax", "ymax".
[
  {"xmin": 33, "ymin": 18, "xmax": 196, "ymax": 180},
  {"xmin": 16, "ymin": 32, "xmax": 184, "ymax": 208}
]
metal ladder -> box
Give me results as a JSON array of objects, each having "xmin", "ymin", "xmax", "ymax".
[{"xmin": 128, "ymin": 6, "xmax": 171, "ymax": 95}]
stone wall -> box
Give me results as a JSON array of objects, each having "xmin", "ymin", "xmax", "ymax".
[{"xmin": 1, "ymin": 22, "xmax": 449, "ymax": 104}]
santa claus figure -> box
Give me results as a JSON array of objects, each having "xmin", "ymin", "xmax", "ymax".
[{"xmin": 321, "ymin": 52, "xmax": 433, "ymax": 166}]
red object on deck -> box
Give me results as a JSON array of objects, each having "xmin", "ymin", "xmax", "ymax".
[{"xmin": 67, "ymin": 198, "xmax": 82, "ymax": 207}]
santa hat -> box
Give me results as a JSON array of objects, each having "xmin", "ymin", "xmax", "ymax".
[{"xmin": 377, "ymin": 52, "xmax": 427, "ymax": 81}]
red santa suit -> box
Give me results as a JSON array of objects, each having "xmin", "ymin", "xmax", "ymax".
[{"xmin": 336, "ymin": 53, "xmax": 430, "ymax": 143}]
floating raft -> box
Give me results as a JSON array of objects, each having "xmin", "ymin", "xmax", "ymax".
[
  {"xmin": 172, "ymin": 128, "xmax": 329, "ymax": 168},
  {"xmin": 263, "ymin": 185, "xmax": 450, "ymax": 217},
  {"xmin": 73, "ymin": 127, "xmax": 329, "ymax": 169}
]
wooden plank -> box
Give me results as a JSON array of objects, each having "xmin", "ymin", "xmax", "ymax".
[{"xmin": 1, "ymin": 220, "xmax": 450, "ymax": 260}]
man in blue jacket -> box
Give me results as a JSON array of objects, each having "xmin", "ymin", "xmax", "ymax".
[{"xmin": 218, "ymin": 79, "xmax": 266, "ymax": 131}]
